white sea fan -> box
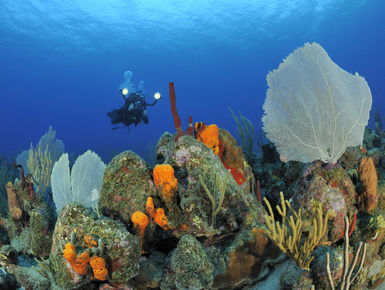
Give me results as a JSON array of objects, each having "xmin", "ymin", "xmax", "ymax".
[
  {"xmin": 51, "ymin": 153, "xmax": 71, "ymax": 212},
  {"xmin": 51, "ymin": 150, "xmax": 106, "ymax": 213},
  {"xmin": 262, "ymin": 42, "xmax": 372, "ymax": 164}
]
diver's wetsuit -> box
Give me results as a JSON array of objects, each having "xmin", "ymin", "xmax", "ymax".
[{"xmin": 107, "ymin": 92, "xmax": 158, "ymax": 129}]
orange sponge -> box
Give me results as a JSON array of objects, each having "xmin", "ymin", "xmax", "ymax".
[
  {"xmin": 153, "ymin": 164, "xmax": 178, "ymax": 203},
  {"xmin": 63, "ymin": 242, "xmax": 76, "ymax": 263},
  {"xmin": 196, "ymin": 124, "xmax": 220, "ymax": 155},
  {"xmin": 359, "ymin": 157, "xmax": 378, "ymax": 212},
  {"xmin": 153, "ymin": 208, "xmax": 170, "ymax": 230},
  {"xmin": 84, "ymin": 235, "xmax": 98, "ymax": 248},
  {"xmin": 63, "ymin": 242, "xmax": 90, "ymax": 275},
  {"xmin": 89, "ymin": 255, "xmax": 108, "ymax": 281},
  {"xmin": 146, "ymin": 197, "xmax": 155, "ymax": 218},
  {"xmin": 131, "ymin": 211, "xmax": 149, "ymax": 248}
]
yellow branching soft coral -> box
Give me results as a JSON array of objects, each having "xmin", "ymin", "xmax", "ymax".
[
  {"xmin": 153, "ymin": 164, "xmax": 178, "ymax": 203},
  {"xmin": 263, "ymin": 192, "xmax": 329, "ymax": 271}
]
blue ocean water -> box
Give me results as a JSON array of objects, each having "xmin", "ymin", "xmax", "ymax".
[{"xmin": 0, "ymin": 0, "xmax": 384, "ymax": 163}]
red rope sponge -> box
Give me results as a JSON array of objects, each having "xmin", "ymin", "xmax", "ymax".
[{"xmin": 169, "ymin": 82, "xmax": 183, "ymax": 134}]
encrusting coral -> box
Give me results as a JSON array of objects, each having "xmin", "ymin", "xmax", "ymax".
[{"xmin": 359, "ymin": 157, "xmax": 378, "ymax": 212}]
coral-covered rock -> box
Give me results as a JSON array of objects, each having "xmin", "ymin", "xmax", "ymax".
[
  {"xmin": 211, "ymin": 227, "xmax": 280, "ymax": 289},
  {"xmin": 339, "ymin": 146, "xmax": 363, "ymax": 170},
  {"xmin": 281, "ymin": 260, "xmax": 313, "ymax": 290},
  {"xmin": 30, "ymin": 205, "xmax": 54, "ymax": 257},
  {"xmin": 161, "ymin": 235, "xmax": 214, "ymax": 289},
  {"xmin": 6, "ymin": 263, "xmax": 51, "ymax": 290},
  {"xmin": 156, "ymin": 134, "xmax": 264, "ymax": 238},
  {"xmin": 155, "ymin": 132, "xmax": 175, "ymax": 164},
  {"xmin": 99, "ymin": 150, "xmax": 156, "ymax": 224},
  {"xmin": 219, "ymin": 128, "xmax": 254, "ymax": 190},
  {"xmin": 2, "ymin": 180, "xmax": 55, "ymax": 258},
  {"xmin": 293, "ymin": 161, "xmax": 357, "ymax": 241},
  {"xmin": 133, "ymin": 251, "xmax": 166, "ymax": 289},
  {"xmin": 50, "ymin": 203, "xmax": 141, "ymax": 288}
]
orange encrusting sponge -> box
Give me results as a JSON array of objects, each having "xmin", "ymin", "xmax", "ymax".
[
  {"xmin": 153, "ymin": 208, "xmax": 170, "ymax": 230},
  {"xmin": 63, "ymin": 242, "xmax": 90, "ymax": 276},
  {"xmin": 195, "ymin": 124, "xmax": 220, "ymax": 155},
  {"xmin": 359, "ymin": 157, "xmax": 378, "ymax": 212},
  {"xmin": 89, "ymin": 255, "xmax": 108, "ymax": 281},
  {"xmin": 131, "ymin": 211, "xmax": 150, "ymax": 248},
  {"xmin": 146, "ymin": 197, "xmax": 155, "ymax": 218},
  {"xmin": 84, "ymin": 235, "xmax": 98, "ymax": 248},
  {"xmin": 153, "ymin": 164, "xmax": 178, "ymax": 203}
]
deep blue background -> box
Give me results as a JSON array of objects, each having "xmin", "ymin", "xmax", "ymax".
[{"xmin": 1, "ymin": 0, "xmax": 384, "ymax": 163}]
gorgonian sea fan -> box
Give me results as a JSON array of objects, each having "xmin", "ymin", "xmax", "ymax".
[{"xmin": 262, "ymin": 42, "xmax": 372, "ymax": 164}]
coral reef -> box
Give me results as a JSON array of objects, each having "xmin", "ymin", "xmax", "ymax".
[
  {"xmin": 2, "ymin": 76, "xmax": 385, "ymax": 289},
  {"xmin": 99, "ymin": 150, "xmax": 156, "ymax": 224}
]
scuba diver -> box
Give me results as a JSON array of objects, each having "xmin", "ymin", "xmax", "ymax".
[{"xmin": 107, "ymin": 71, "xmax": 161, "ymax": 130}]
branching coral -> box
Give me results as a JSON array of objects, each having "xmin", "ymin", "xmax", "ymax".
[
  {"xmin": 27, "ymin": 142, "xmax": 52, "ymax": 198},
  {"xmin": 263, "ymin": 192, "xmax": 329, "ymax": 270}
]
